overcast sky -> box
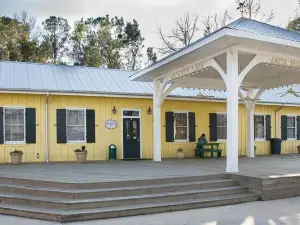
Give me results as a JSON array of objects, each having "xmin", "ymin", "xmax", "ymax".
[{"xmin": 0, "ymin": 0, "xmax": 299, "ymax": 55}]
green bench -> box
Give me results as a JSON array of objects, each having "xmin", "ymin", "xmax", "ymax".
[{"xmin": 195, "ymin": 143, "xmax": 222, "ymax": 159}]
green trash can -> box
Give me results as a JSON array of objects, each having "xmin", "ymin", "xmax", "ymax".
[
  {"xmin": 109, "ymin": 144, "xmax": 117, "ymax": 160},
  {"xmin": 270, "ymin": 138, "xmax": 282, "ymax": 154}
]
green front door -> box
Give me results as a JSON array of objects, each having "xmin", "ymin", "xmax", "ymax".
[{"xmin": 123, "ymin": 118, "xmax": 141, "ymax": 159}]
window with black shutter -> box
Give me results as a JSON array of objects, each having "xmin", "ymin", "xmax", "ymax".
[
  {"xmin": 86, "ymin": 109, "xmax": 95, "ymax": 143},
  {"xmin": 165, "ymin": 112, "xmax": 174, "ymax": 142},
  {"xmin": 188, "ymin": 112, "xmax": 196, "ymax": 142},
  {"xmin": 209, "ymin": 113, "xmax": 218, "ymax": 141},
  {"xmin": 57, "ymin": 109, "xmax": 67, "ymax": 143},
  {"xmin": 265, "ymin": 115, "xmax": 271, "ymax": 140},
  {"xmin": 25, "ymin": 108, "xmax": 36, "ymax": 143},
  {"xmin": 281, "ymin": 115, "xmax": 288, "ymax": 141},
  {"xmin": 0, "ymin": 107, "xmax": 3, "ymax": 144},
  {"xmin": 297, "ymin": 116, "xmax": 300, "ymax": 140}
]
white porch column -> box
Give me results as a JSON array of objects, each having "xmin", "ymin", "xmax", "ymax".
[
  {"xmin": 245, "ymin": 90, "xmax": 255, "ymax": 158},
  {"xmin": 153, "ymin": 79, "xmax": 162, "ymax": 161},
  {"xmin": 226, "ymin": 49, "xmax": 239, "ymax": 173}
]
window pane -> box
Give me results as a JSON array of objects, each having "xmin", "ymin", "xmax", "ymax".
[
  {"xmin": 174, "ymin": 113, "xmax": 188, "ymax": 140},
  {"xmin": 174, "ymin": 113, "xmax": 187, "ymax": 126},
  {"xmin": 4, "ymin": 108, "xmax": 25, "ymax": 142},
  {"xmin": 175, "ymin": 127, "xmax": 187, "ymax": 140},
  {"xmin": 287, "ymin": 117, "xmax": 296, "ymax": 128},
  {"xmin": 67, "ymin": 110, "xmax": 85, "ymax": 125},
  {"xmin": 67, "ymin": 126, "xmax": 85, "ymax": 141},
  {"xmin": 217, "ymin": 127, "xmax": 227, "ymax": 139},
  {"xmin": 287, "ymin": 128, "xmax": 296, "ymax": 139},
  {"xmin": 217, "ymin": 115, "xmax": 227, "ymax": 126},
  {"xmin": 217, "ymin": 114, "xmax": 227, "ymax": 139},
  {"xmin": 254, "ymin": 115, "xmax": 265, "ymax": 139}
]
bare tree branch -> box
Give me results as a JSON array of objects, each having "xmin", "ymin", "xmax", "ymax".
[
  {"xmin": 157, "ymin": 12, "xmax": 200, "ymax": 55},
  {"xmin": 201, "ymin": 10, "xmax": 232, "ymax": 36},
  {"xmin": 236, "ymin": 0, "xmax": 274, "ymax": 22}
]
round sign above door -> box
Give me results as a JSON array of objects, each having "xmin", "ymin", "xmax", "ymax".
[{"xmin": 105, "ymin": 120, "xmax": 117, "ymax": 129}]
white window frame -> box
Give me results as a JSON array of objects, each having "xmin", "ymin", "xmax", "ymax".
[
  {"xmin": 287, "ymin": 115, "xmax": 297, "ymax": 141},
  {"xmin": 216, "ymin": 112, "xmax": 227, "ymax": 142},
  {"xmin": 3, "ymin": 106, "xmax": 26, "ymax": 144},
  {"xmin": 254, "ymin": 114, "xmax": 266, "ymax": 141},
  {"xmin": 173, "ymin": 111, "xmax": 189, "ymax": 142},
  {"xmin": 66, "ymin": 108, "xmax": 86, "ymax": 143}
]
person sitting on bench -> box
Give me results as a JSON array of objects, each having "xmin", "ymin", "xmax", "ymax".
[{"xmin": 198, "ymin": 133, "xmax": 207, "ymax": 144}]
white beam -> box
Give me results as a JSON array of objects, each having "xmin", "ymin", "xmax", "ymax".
[
  {"xmin": 160, "ymin": 83, "xmax": 178, "ymax": 105},
  {"xmin": 153, "ymin": 79, "xmax": 162, "ymax": 161},
  {"xmin": 226, "ymin": 49, "xmax": 240, "ymax": 173},
  {"xmin": 245, "ymin": 90, "xmax": 256, "ymax": 158}
]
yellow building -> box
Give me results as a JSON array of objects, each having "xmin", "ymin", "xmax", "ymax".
[{"xmin": 0, "ymin": 61, "xmax": 299, "ymax": 163}]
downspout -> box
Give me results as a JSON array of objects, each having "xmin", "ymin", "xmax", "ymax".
[
  {"xmin": 275, "ymin": 104, "xmax": 285, "ymax": 138},
  {"xmin": 45, "ymin": 92, "xmax": 50, "ymax": 162}
]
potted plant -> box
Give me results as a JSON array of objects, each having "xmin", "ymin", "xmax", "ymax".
[
  {"xmin": 10, "ymin": 149, "xmax": 23, "ymax": 165},
  {"xmin": 176, "ymin": 147, "xmax": 184, "ymax": 159},
  {"xmin": 74, "ymin": 146, "xmax": 88, "ymax": 163}
]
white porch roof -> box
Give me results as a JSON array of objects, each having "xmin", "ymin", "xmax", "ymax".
[{"xmin": 131, "ymin": 17, "xmax": 300, "ymax": 92}]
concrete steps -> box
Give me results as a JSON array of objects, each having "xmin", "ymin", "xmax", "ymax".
[{"xmin": 0, "ymin": 174, "xmax": 259, "ymax": 222}]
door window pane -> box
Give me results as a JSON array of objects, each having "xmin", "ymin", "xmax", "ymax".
[
  {"xmin": 4, "ymin": 108, "xmax": 25, "ymax": 142},
  {"xmin": 66, "ymin": 109, "xmax": 85, "ymax": 142}
]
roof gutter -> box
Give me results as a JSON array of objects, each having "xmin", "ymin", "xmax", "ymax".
[{"xmin": 0, "ymin": 90, "xmax": 299, "ymax": 107}]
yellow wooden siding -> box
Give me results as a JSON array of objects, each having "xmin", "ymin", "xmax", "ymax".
[{"xmin": 0, "ymin": 93, "xmax": 300, "ymax": 163}]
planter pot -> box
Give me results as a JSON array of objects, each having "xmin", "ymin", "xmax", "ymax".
[
  {"xmin": 75, "ymin": 152, "xmax": 87, "ymax": 163},
  {"xmin": 10, "ymin": 153, "xmax": 23, "ymax": 165},
  {"xmin": 297, "ymin": 145, "xmax": 300, "ymax": 154},
  {"xmin": 176, "ymin": 151, "xmax": 184, "ymax": 159}
]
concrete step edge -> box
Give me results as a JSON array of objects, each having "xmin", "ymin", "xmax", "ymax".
[
  {"xmin": 0, "ymin": 179, "xmax": 236, "ymax": 193},
  {"xmin": 0, "ymin": 186, "xmax": 248, "ymax": 204},
  {"xmin": 0, "ymin": 193, "xmax": 259, "ymax": 217}
]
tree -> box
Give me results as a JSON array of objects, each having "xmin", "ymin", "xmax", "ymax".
[
  {"xmin": 122, "ymin": 20, "xmax": 144, "ymax": 70},
  {"xmin": 157, "ymin": 13, "xmax": 200, "ymax": 55},
  {"xmin": 201, "ymin": 10, "xmax": 231, "ymax": 36},
  {"xmin": 146, "ymin": 47, "xmax": 157, "ymax": 65},
  {"xmin": 236, "ymin": 0, "xmax": 274, "ymax": 22},
  {"xmin": 42, "ymin": 16, "xmax": 70, "ymax": 63}
]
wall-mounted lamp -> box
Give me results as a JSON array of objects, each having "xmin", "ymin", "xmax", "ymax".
[
  {"xmin": 147, "ymin": 107, "xmax": 152, "ymax": 115},
  {"xmin": 112, "ymin": 106, "xmax": 117, "ymax": 114}
]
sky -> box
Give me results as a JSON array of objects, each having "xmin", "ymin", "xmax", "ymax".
[{"xmin": 0, "ymin": 0, "xmax": 299, "ymax": 57}]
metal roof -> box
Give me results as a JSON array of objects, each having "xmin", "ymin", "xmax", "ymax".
[
  {"xmin": 0, "ymin": 60, "xmax": 300, "ymax": 105},
  {"xmin": 227, "ymin": 17, "xmax": 300, "ymax": 43}
]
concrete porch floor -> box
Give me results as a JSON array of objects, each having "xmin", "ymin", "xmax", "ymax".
[{"xmin": 0, "ymin": 155, "xmax": 299, "ymax": 182}]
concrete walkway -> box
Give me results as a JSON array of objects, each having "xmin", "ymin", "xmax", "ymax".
[
  {"xmin": 0, "ymin": 155, "xmax": 299, "ymax": 182},
  {"xmin": 0, "ymin": 197, "xmax": 299, "ymax": 225}
]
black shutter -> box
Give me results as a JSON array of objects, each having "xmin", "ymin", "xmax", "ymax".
[
  {"xmin": 25, "ymin": 108, "xmax": 36, "ymax": 144},
  {"xmin": 165, "ymin": 112, "xmax": 174, "ymax": 142},
  {"xmin": 188, "ymin": 112, "xmax": 196, "ymax": 142},
  {"xmin": 86, "ymin": 109, "xmax": 95, "ymax": 143},
  {"xmin": 209, "ymin": 113, "xmax": 218, "ymax": 141},
  {"xmin": 254, "ymin": 115, "xmax": 256, "ymax": 140},
  {"xmin": 0, "ymin": 107, "xmax": 3, "ymax": 144},
  {"xmin": 297, "ymin": 116, "xmax": 300, "ymax": 140},
  {"xmin": 281, "ymin": 115, "xmax": 287, "ymax": 141},
  {"xmin": 265, "ymin": 115, "xmax": 271, "ymax": 140},
  {"xmin": 57, "ymin": 109, "xmax": 67, "ymax": 143}
]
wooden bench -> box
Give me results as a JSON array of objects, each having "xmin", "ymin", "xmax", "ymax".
[{"xmin": 195, "ymin": 143, "xmax": 222, "ymax": 159}]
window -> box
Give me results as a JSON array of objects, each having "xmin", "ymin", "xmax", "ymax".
[
  {"xmin": 287, "ymin": 116, "xmax": 296, "ymax": 139},
  {"xmin": 174, "ymin": 112, "xmax": 188, "ymax": 141},
  {"xmin": 254, "ymin": 115, "xmax": 265, "ymax": 140},
  {"xmin": 4, "ymin": 108, "xmax": 25, "ymax": 143},
  {"xmin": 66, "ymin": 109, "xmax": 86, "ymax": 142},
  {"xmin": 217, "ymin": 114, "xmax": 227, "ymax": 140}
]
